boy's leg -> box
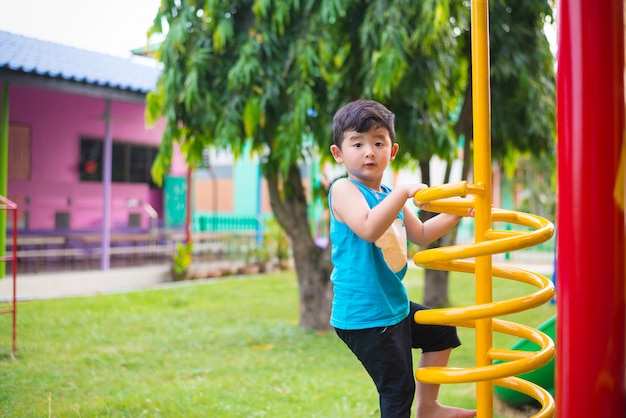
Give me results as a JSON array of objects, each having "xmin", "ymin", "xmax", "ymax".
[
  {"xmin": 410, "ymin": 302, "xmax": 476, "ymax": 418},
  {"xmin": 414, "ymin": 349, "xmax": 474, "ymax": 418},
  {"xmin": 415, "ymin": 347, "xmax": 451, "ymax": 406},
  {"xmin": 336, "ymin": 319, "xmax": 415, "ymax": 418}
]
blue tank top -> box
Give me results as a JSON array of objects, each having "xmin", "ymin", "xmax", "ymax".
[{"xmin": 329, "ymin": 179, "xmax": 409, "ymax": 330}]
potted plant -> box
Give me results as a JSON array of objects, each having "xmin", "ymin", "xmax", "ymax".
[
  {"xmin": 253, "ymin": 242, "xmax": 272, "ymax": 273},
  {"xmin": 171, "ymin": 241, "xmax": 193, "ymax": 281},
  {"xmin": 263, "ymin": 217, "xmax": 291, "ymax": 270}
]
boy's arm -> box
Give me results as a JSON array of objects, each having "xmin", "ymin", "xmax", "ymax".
[
  {"xmin": 331, "ymin": 178, "xmax": 427, "ymax": 242},
  {"xmin": 404, "ymin": 206, "xmax": 462, "ymax": 246}
]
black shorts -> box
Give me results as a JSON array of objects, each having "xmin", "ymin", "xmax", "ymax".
[{"xmin": 335, "ymin": 302, "xmax": 461, "ymax": 418}]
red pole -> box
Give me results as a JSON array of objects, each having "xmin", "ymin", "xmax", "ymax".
[
  {"xmin": 11, "ymin": 203, "xmax": 16, "ymax": 355},
  {"xmin": 557, "ymin": 1, "xmax": 625, "ymax": 417}
]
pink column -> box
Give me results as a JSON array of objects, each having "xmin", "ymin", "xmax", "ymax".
[{"xmin": 556, "ymin": 1, "xmax": 625, "ymax": 416}]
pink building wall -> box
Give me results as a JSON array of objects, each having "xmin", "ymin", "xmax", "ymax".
[{"xmin": 7, "ymin": 85, "xmax": 172, "ymax": 231}]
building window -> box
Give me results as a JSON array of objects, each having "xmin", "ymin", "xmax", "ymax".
[
  {"xmin": 79, "ymin": 137, "xmax": 159, "ymax": 188},
  {"xmin": 8, "ymin": 123, "xmax": 31, "ymax": 180}
]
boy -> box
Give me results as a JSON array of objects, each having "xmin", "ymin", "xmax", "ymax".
[{"xmin": 328, "ymin": 99, "xmax": 476, "ymax": 418}]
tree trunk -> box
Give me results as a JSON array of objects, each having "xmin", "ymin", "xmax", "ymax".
[
  {"xmin": 419, "ymin": 159, "xmax": 451, "ymax": 308},
  {"xmin": 423, "ymin": 269, "xmax": 449, "ymax": 307},
  {"xmin": 292, "ymin": 237, "xmax": 333, "ymax": 330},
  {"xmin": 419, "ymin": 77, "xmax": 474, "ymax": 308},
  {"xmin": 455, "ymin": 80, "xmax": 473, "ymax": 181},
  {"xmin": 265, "ymin": 162, "xmax": 334, "ymax": 331}
]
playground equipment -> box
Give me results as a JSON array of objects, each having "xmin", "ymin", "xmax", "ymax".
[
  {"xmin": 494, "ymin": 315, "xmax": 556, "ymax": 407},
  {"xmin": 412, "ymin": 186, "xmax": 556, "ymax": 417},
  {"xmin": 556, "ymin": 1, "xmax": 625, "ymax": 416},
  {"xmin": 0, "ymin": 195, "xmax": 17, "ymax": 356},
  {"xmin": 410, "ymin": 1, "xmax": 556, "ymax": 417}
]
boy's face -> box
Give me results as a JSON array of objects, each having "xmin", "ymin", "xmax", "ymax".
[{"xmin": 330, "ymin": 127, "xmax": 399, "ymax": 185}]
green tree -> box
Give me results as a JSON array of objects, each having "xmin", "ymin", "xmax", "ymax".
[
  {"xmin": 147, "ymin": 0, "xmax": 555, "ymax": 329},
  {"xmin": 147, "ymin": 0, "xmax": 339, "ymax": 330}
]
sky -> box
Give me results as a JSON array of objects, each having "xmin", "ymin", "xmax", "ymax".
[
  {"xmin": 0, "ymin": 0, "xmax": 164, "ymax": 57},
  {"xmin": 0, "ymin": 1, "xmax": 558, "ymax": 59}
]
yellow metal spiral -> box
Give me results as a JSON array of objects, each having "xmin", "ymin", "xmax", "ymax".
[
  {"xmin": 411, "ymin": 1, "xmax": 558, "ymax": 416},
  {"xmin": 412, "ymin": 183, "xmax": 556, "ymax": 418}
]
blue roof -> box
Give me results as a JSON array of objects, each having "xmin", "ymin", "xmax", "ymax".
[{"xmin": 0, "ymin": 31, "xmax": 161, "ymax": 94}]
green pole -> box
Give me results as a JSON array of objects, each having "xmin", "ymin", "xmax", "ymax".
[{"xmin": 0, "ymin": 84, "xmax": 9, "ymax": 278}]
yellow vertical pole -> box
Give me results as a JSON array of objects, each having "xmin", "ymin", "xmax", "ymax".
[{"xmin": 471, "ymin": 1, "xmax": 493, "ymax": 417}]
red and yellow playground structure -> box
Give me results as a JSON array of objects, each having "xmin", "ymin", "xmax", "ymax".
[{"xmin": 411, "ymin": 0, "xmax": 625, "ymax": 417}]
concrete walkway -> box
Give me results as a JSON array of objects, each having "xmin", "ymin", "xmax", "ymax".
[
  {"xmin": 0, "ymin": 264, "xmax": 175, "ymax": 302},
  {"xmin": 0, "ymin": 261, "xmax": 554, "ymax": 302}
]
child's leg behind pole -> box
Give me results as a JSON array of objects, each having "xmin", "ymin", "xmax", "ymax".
[
  {"xmin": 410, "ymin": 302, "xmax": 476, "ymax": 418},
  {"xmin": 414, "ymin": 348, "xmax": 476, "ymax": 418}
]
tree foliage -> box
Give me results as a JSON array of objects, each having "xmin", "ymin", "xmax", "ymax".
[
  {"xmin": 147, "ymin": 0, "xmax": 556, "ymax": 328},
  {"xmin": 147, "ymin": 0, "xmax": 470, "ymax": 181},
  {"xmin": 489, "ymin": 0, "xmax": 556, "ymax": 163}
]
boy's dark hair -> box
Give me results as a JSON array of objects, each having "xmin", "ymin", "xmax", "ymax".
[{"xmin": 332, "ymin": 99, "xmax": 396, "ymax": 148}]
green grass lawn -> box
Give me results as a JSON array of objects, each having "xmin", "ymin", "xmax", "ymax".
[{"xmin": 0, "ymin": 268, "xmax": 555, "ymax": 417}]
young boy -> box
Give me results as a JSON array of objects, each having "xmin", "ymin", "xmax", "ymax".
[{"xmin": 328, "ymin": 99, "xmax": 476, "ymax": 418}]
